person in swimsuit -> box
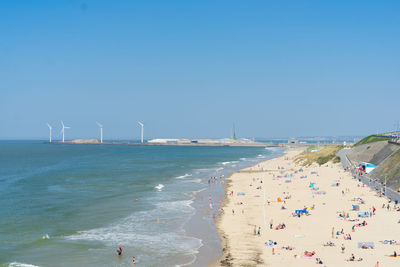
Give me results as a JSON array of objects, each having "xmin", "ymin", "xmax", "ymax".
[
  {"xmin": 116, "ymin": 247, "xmax": 123, "ymax": 256},
  {"xmin": 132, "ymin": 256, "xmax": 136, "ymax": 266}
]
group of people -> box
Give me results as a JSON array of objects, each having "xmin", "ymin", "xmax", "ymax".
[
  {"xmin": 116, "ymin": 247, "xmax": 136, "ymax": 266},
  {"xmin": 253, "ymin": 225, "xmax": 261, "ymax": 236},
  {"xmin": 347, "ymin": 253, "xmax": 363, "ymax": 262}
]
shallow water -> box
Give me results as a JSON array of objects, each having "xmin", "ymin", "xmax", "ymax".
[{"xmin": 0, "ymin": 141, "xmax": 281, "ymax": 267}]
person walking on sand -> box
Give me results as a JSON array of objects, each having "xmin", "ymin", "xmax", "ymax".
[
  {"xmin": 270, "ymin": 219, "xmax": 273, "ymax": 229},
  {"xmin": 341, "ymin": 244, "xmax": 345, "ymax": 253},
  {"xmin": 375, "ymin": 261, "xmax": 379, "ymax": 267},
  {"xmin": 132, "ymin": 256, "xmax": 136, "ymax": 266},
  {"xmin": 257, "ymin": 227, "xmax": 261, "ymax": 236}
]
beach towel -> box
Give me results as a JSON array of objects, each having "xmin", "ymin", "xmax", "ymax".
[
  {"xmin": 380, "ymin": 240, "xmax": 399, "ymax": 245},
  {"xmin": 358, "ymin": 242, "xmax": 374, "ymax": 249},
  {"xmin": 237, "ymin": 192, "xmax": 245, "ymax": 196},
  {"xmin": 357, "ymin": 212, "xmax": 367, "ymax": 218}
]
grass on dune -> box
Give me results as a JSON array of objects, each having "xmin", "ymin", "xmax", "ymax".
[
  {"xmin": 295, "ymin": 145, "xmax": 343, "ymax": 166},
  {"xmin": 354, "ymin": 135, "xmax": 390, "ymax": 146}
]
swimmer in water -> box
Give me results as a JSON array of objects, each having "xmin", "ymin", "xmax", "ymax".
[
  {"xmin": 116, "ymin": 247, "xmax": 123, "ymax": 256},
  {"xmin": 132, "ymin": 256, "xmax": 136, "ymax": 266}
]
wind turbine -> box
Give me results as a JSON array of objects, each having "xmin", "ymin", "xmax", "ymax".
[
  {"xmin": 60, "ymin": 121, "xmax": 70, "ymax": 143},
  {"xmin": 96, "ymin": 122, "xmax": 103, "ymax": 143},
  {"xmin": 46, "ymin": 123, "xmax": 52, "ymax": 143},
  {"xmin": 138, "ymin": 122, "xmax": 144, "ymax": 143}
]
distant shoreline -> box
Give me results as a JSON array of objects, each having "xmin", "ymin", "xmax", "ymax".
[{"xmin": 45, "ymin": 141, "xmax": 283, "ymax": 147}]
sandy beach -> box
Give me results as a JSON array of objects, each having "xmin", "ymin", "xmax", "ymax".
[{"xmin": 211, "ymin": 148, "xmax": 400, "ymax": 266}]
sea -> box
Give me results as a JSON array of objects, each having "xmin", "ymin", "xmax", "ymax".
[{"xmin": 0, "ymin": 141, "xmax": 283, "ymax": 267}]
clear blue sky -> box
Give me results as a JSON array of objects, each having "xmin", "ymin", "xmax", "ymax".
[{"xmin": 1, "ymin": 0, "xmax": 400, "ymax": 140}]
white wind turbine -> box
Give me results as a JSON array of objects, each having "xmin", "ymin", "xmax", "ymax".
[
  {"xmin": 138, "ymin": 121, "xmax": 144, "ymax": 143},
  {"xmin": 96, "ymin": 122, "xmax": 103, "ymax": 143},
  {"xmin": 60, "ymin": 121, "xmax": 70, "ymax": 143},
  {"xmin": 46, "ymin": 123, "xmax": 52, "ymax": 143}
]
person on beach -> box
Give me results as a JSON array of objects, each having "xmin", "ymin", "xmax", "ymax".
[
  {"xmin": 116, "ymin": 247, "xmax": 123, "ymax": 256},
  {"xmin": 341, "ymin": 244, "xmax": 345, "ymax": 253},
  {"xmin": 254, "ymin": 225, "xmax": 257, "ymax": 235},
  {"xmin": 270, "ymin": 219, "xmax": 273, "ymax": 229},
  {"xmin": 257, "ymin": 227, "xmax": 261, "ymax": 236},
  {"xmin": 132, "ymin": 256, "xmax": 136, "ymax": 266}
]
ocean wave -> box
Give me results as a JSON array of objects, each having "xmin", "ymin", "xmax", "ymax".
[
  {"xmin": 240, "ymin": 157, "xmax": 247, "ymax": 161},
  {"xmin": 155, "ymin": 199, "xmax": 194, "ymax": 212},
  {"xmin": 41, "ymin": 234, "xmax": 50, "ymax": 240},
  {"xmin": 221, "ymin": 161, "xmax": 239, "ymax": 165},
  {"xmin": 176, "ymin": 173, "xmax": 192, "ymax": 179},
  {"xmin": 7, "ymin": 263, "xmax": 41, "ymax": 267},
  {"xmin": 64, "ymin": 204, "xmax": 201, "ymax": 258},
  {"xmin": 155, "ymin": 184, "xmax": 164, "ymax": 191},
  {"xmin": 188, "ymin": 179, "xmax": 202, "ymax": 184}
]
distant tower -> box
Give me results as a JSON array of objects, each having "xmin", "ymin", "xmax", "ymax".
[{"xmin": 230, "ymin": 123, "xmax": 237, "ymax": 143}]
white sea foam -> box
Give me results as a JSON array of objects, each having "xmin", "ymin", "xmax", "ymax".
[
  {"xmin": 176, "ymin": 173, "xmax": 192, "ymax": 179},
  {"xmin": 64, "ymin": 203, "xmax": 202, "ymax": 258},
  {"xmin": 240, "ymin": 157, "xmax": 247, "ymax": 161},
  {"xmin": 41, "ymin": 234, "xmax": 50, "ymax": 240},
  {"xmin": 221, "ymin": 161, "xmax": 239, "ymax": 165},
  {"xmin": 155, "ymin": 184, "xmax": 164, "ymax": 191},
  {"xmin": 8, "ymin": 263, "xmax": 41, "ymax": 267}
]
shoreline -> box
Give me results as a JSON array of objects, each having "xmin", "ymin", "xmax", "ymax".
[
  {"xmin": 211, "ymin": 148, "xmax": 400, "ymax": 266},
  {"xmin": 186, "ymin": 148, "xmax": 284, "ymax": 267},
  {"xmin": 208, "ymin": 151, "xmax": 290, "ymax": 267}
]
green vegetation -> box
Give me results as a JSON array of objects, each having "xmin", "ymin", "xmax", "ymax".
[
  {"xmin": 295, "ymin": 145, "xmax": 343, "ymax": 166},
  {"xmin": 354, "ymin": 135, "xmax": 390, "ymax": 146},
  {"xmin": 333, "ymin": 156, "xmax": 341, "ymax": 164}
]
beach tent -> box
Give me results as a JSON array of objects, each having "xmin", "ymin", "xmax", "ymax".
[
  {"xmin": 359, "ymin": 162, "xmax": 377, "ymax": 174},
  {"xmin": 358, "ymin": 242, "xmax": 374, "ymax": 249},
  {"xmin": 295, "ymin": 209, "xmax": 308, "ymax": 215}
]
